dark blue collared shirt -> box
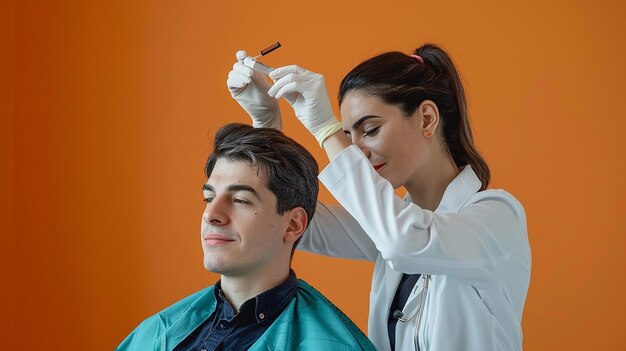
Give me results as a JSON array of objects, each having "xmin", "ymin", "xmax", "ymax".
[{"xmin": 174, "ymin": 270, "xmax": 298, "ymax": 351}]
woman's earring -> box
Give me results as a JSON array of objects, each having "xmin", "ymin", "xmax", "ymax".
[{"xmin": 423, "ymin": 130, "xmax": 432, "ymax": 137}]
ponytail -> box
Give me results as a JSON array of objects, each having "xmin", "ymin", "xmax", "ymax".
[{"xmin": 414, "ymin": 44, "xmax": 490, "ymax": 190}]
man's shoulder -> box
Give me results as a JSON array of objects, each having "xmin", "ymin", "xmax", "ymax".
[
  {"xmin": 157, "ymin": 286, "xmax": 216, "ymax": 320},
  {"xmin": 294, "ymin": 279, "xmax": 342, "ymax": 310},
  {"xmin": 293, "ymin": 279, "xmax": 363, "ymax": 330},
  {"xmin": 116, "ymin": 286, "xmax": 216, "ymax": 351},
  {"xmin": 249, "ymin": 279, "xmax": 376, "ymax": 351},
  {"xmin": 139, "ymin": 285, "xmax": 216, "ymax": 334}
]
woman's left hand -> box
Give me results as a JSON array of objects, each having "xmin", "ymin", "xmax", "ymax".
[{"xmin": 268, "ymin": 65, "xmax": 341, "ymax": 145}]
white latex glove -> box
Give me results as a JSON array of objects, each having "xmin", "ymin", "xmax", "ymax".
[
  {"xmin": 227, "ymin": 50, "xmax": 282, "ymax": 129},
  {"xmin": 267, "ymin": 65, "xmax": 341, "ymax": 145}
]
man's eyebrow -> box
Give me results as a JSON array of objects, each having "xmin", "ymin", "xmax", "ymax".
[
  {"xmin": 202, "ymin": 183, "xmax": 261, "ymax": 201},
  {"xmin": 350, "ymin": 115, "xmax": 382, "ymax": 131},
  {"xmin": 227, "ymin": 184, "xmax": 262, "ymax": 201}
]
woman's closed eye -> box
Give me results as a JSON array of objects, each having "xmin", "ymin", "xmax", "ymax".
[{"xmin": 363, "ymin": 126, "xmax": 380, "ymax": 137}]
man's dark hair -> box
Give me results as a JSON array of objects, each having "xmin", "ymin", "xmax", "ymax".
[{"xmin": 205, "ymin": 123, "xmax": 319, "ymax": 251}]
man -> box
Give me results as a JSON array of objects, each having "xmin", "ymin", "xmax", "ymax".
[{"xmin": 117, "ymin": 123, "xmax": 375, "ymax": 351}]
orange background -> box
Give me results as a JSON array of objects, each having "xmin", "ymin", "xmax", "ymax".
[{"xmin": 2, "ymin": 1, "xmax": 625, "ymax": 350}]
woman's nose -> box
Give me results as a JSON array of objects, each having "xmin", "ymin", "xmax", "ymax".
[{"xmin": 352, "ymin": 137, "xmax": 372, "ymax": 158}]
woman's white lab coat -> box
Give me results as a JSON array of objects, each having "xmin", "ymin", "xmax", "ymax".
[{"xmin": 299, "ymin": 145, "xmax": 531, "ymax": 351}]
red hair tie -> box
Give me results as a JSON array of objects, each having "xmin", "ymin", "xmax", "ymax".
[{"xmin": 409, "ymin": 54, "xmax": 424, "ymax": 64}]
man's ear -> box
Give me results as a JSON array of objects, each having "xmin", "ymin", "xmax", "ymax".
[{"xmin": 283, "ymin": 207, "xmax": 307, "ymax": 244}]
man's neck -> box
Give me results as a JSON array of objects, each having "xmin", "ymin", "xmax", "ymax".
[{"xmin": 220, "ymin": 267, "xmax": 291, "ymax": 314}]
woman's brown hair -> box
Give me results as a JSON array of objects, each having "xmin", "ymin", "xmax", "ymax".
[{"xmin": 338, "ymin": 43, "xmax": 490, "ymax": 190}]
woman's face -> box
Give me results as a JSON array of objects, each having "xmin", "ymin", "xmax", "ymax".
[{"xmin": 339, "ymin": 91, "xmax": 431, "ymax": 189}]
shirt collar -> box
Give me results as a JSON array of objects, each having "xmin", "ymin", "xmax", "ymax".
[
  {"xmin": 213, "ymin": 270, "xmax": 298, "ymax": 324},
  {"xmin": 434, "ymin": 165, "xmax": 482, "ymax": 213},
  {"xmin": 252, "ymin": 270, "xmax": 298, "ymax": 323},
  {"xmin": 404, "ymin": 165, "xmax": 482, "ymax": 214}
]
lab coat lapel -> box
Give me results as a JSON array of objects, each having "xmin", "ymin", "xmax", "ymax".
[
  {"xmin": 384, "ymin": 267, "xmax": 403, "ymax": 309},
  {"xmin": 435, "ymin": 165, "xmax": 482, "ymax": 214},
  {"xmin": 369, "ymin": 257, "xmax": 403, "ymax": 351}
]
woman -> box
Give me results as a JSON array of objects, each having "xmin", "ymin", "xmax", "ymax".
[{"xmin": 227, "ymin": 44, "xmax": 531, "ymax": 351}]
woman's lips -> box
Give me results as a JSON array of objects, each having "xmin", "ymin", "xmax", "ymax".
[{"xmin": 373, "ymin": 163, "xmax": 385, "ymax": 171}]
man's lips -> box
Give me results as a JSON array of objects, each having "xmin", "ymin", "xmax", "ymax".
[{"xmin": 203, "ymin": 234, "xmax": 235, "ymax": 246}]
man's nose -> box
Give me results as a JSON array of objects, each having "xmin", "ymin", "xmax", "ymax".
[{"xmin": 202, "ymin": 198, "xmax": 228, "ymax": 225}]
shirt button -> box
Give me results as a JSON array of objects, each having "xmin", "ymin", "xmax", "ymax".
[
  {"xmin": 258, "ymin": 313, "xmax": 265, "ymax": 320},
  {"xmin": 201, "ymin": 349, "xmax": 207, "ymax": 351},
  {"xmin": 219, "ymin": 322, "xmax": 226, "ymax": 329}
]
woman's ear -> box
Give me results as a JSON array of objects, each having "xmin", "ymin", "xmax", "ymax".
[
  {"xmin": 283, "ymin": 207, "xmax": 307, "ymax": 244},
  {"xmin": 416, "ymin": 100, "xmax": 440, "ymax": 137}
]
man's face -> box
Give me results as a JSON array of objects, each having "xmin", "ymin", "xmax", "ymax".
[{"xmin": 201, "ymin": 158, "xmax": 290, "ymax": 277}]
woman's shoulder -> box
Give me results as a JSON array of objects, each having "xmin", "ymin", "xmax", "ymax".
[{"xmin": 464, "ymin": 188, "xmax": 526, "ymax": 220}]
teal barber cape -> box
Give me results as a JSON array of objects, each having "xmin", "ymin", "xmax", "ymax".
[{"xmin": 117, "ymin": 279, "xmax": 376, "ymax": 351}]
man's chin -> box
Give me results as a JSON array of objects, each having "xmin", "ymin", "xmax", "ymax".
[{"xmin": 203, "ymin": 258, "xmax": 227, "ymax": 274}]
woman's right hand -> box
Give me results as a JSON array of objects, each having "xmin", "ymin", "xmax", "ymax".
[{"xmin": 226, "ymin": 50, "xmax": 282, "ymax": 129}]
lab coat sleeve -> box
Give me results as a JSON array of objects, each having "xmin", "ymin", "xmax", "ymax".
[
  {"xmin": 298, "ymin": 201, "xmax": 379, "ymax": 262},
  {"xmin": 319, "ymin": 145, "xmax": 527, "ymax": 288}
]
